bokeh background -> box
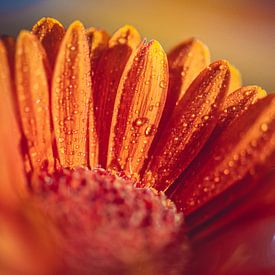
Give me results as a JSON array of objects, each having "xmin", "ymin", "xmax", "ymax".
[{"xmin": 0, "ymin": 0, "xmax": 274, "ymax": 91}]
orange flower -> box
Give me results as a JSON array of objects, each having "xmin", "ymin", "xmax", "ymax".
[{"xmin": 0, "ymin": 17, "xmax": 275, "ymax": 274}]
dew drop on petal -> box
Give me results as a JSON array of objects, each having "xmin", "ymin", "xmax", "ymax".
[
  {"xmin": 144, "ymin": 124, "xmax": 157, "ymax": 136},
  {"xmin": 260, "ymin": 123, "xmax": 268, "ymax": 132}
]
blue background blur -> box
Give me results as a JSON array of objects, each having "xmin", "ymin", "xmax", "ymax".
[{"xmin": 0, "ymin": 0, "xmax": 274, "ymax": 92}]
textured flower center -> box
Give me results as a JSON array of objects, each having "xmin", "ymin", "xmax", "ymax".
[{"xmin": 35, "ymin": 168, "xmax": 188, "ymax": 274}]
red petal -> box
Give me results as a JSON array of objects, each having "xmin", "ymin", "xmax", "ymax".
[
  {"xmin": 86, "ymin": 27, "xmax": 109, "ymax": 82},
  {"xmin": 142, "ymin": 60, "xmax": 230, "ymax": 191},
  {"xmin": 107, "ymin": 40, "xmax": 168, "ymax": 179},
  {"xmin": 189, "ymin": 172, "xmax": 275, "ymax": 275},
  {"xmin": 32, "ymin": 17, "xmax": 65, "ymax": 69},
  {"xmin": 93, "ymin": 25, "xmax": 141, "ymax": 167}
]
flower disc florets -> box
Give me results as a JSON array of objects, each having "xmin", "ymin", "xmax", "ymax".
[{"xmin": 36, "ymin": 168, "xmax": 189, "ymax": 274}]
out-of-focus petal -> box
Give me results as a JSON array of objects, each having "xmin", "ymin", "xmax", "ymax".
[
  {"xmin": 188, "ymin": 171, "xmax": 275, "ymax": 275},
  {"xmin": 228, "ymin": 64, "xmax": 242, "ymax": 94},
  {"xmin": 171, "ymin": 94, "xmax": 275, "ymax": 220},
  {"xmin": 15, "ymin": 31, "xmax": 54, "ymax": 173},
  {"xmin": 0, "ymin": 36, "xmax": 15, "ymax": 77},
  {"xmin": 0, "ymin": 204, "xmax": 58, "ymax": 275},
  {"xmin": 0, "ymin": 39, "xmax": 27, "ymax": 204},
  {"xmin": 142, "ymin": 60, "xmax": 230, "ymax": 191},
  {"xmin": 93, "ymin": 25, "xmax": 140, "ymax": 167},
  {"xmin": 107, "ymin": 40, "xmax": 168, "ymax": 179},
  {"xmin": 32, "ymin": 17, "xmax": 65, "ymax": 69},
  {"xmin": 52, "ymin": 21, "xmax": 96, "ymax": 168}
]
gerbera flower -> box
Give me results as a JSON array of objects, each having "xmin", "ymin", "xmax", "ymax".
[{"xmin": 0, "ymin": 17, "xmax": 274, "ymax": 274}]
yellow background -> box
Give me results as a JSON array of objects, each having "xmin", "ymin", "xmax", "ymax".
[{"xmin": 0, "ymin": 0, "xmax": 274, "ymax": 92}]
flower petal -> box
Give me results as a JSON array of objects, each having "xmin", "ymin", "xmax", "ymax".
[
  {"xmin": 0, "ymin": 38, "xmax": 27, "ymax": 205},
  {"xmin": 0, "ymin": 36, "xmax": 15, "ymax": 76},
  {"xmin": 15, "ymin": 31, "xmax": 54, "ymax": 172},
  {"xmin": 0, "ymin": 204, "xmax": 58, "ymax": 275},
  {"xmin": 142, "ymin": 60, "xmax": 230, "ymax": 191},
  {"xmin": 189, "ymin": 171, "xmax": 275, "ymax": 240},
  {"xmin": 107, "ymin": 40, "xmax": 168, "ymax": 179},
  {"xmin": 86, "ymin": 27, "xmax": 109, "ymax": 80},
  {"xmin": 173, "ymin": 86, "xmax": 266, "ymax": 212},
  {"xmin": 188, "ymin": 172, "xmax": 275, "ymax": 275},
  {"xmin": 52, "ymin": 21, "xmax": 94, "ymax": 168},
  {"xmin": 171, "ymin": 94, "xmax": 275, "ymax": 218},
  {"xmin": 228, "ymin": 64, "xmax": 242, "ymax": 94},
  {"xmin": 32, "ymin": 17, "xmax": 65, "ymax": 69},
  {"xmin": 167, "ymin": 38, "xmax": 210, "ymax": 109},
  {"xmin": 215, "ymin": 85, "xmax": 266, "ymax": 138},
  {"xmin": 1, "ymin": 36, "xmax": 33, "ymax": 175},
  {"xmin": 93, "ymin": 25, "xmax": 141, "ymax": 167},
  {"xmin": 149, "ymin": 39, "xmax": 210, "ymax": 160}
]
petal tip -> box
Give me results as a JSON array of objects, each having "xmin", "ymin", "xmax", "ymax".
[
  {"xmin": 17, "ymin": 30, "xmax": 36, "ymax": 44},
  {"xmin": 33, "ymin": 17, "xmax": 63, "ymax": 30},
  {"xmin": 68, "ymin": 20, "xmax": 86, "ymax": 32},
  {"xmin": 109, "ymin": 25, "xmax": 141, "ymax": 48}
]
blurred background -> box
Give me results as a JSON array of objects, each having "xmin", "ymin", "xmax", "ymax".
[{"xmin": 0, "ymin": 0, "xmax": 274, "ymax": 91}]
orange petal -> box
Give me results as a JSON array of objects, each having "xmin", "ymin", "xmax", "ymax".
[
  {"xmin": 215, "ymin": 85, "xmax": 266, "ymax": 138},
  {"xmin": 86, "ymin": 27, "xmax": 109, "ymax": 79},
  {"xmin": 93, "ymin": 25, "xmax": 141, "ymax": 167},
  {"xmin": 142, "ymin": 60, "xmax": 230, "ymax": 191},
  {"xmin": 228, "ymin": 63, "xmax": 242, "ymax": 94},
  {"xmin": 173, "ymin": 86, "xmax": 266, "ymax": 212},
  {"xmin": 32, "ymin": 17, "xmax": 65, "ymax": 69},
  {"xmin": 0, "ymin": 204, "xmax": 58, "ymax": 274},
  {"xmin": 0, "ymin": 39, "xmax": 27, "ymax": 205},
  {"xmin": 145, "ymin": 39, "xmax": 210, "ymax": 171},
  {"xmin": 52, "ymin": 21, "xmax": 95, "ymax": 168},
  {"xmin": 0, "ymin": 36, "xmax": 15, "ymax": 77},
  {"xmin": 171, "ymin": 94, "xmax": 275, "ymax": 218},
  {"xmin": 15, "ymin": 31, "xmax": 54, "ymax": 173},
  {"xmin": 167, "ymin": 38, "xmax": 210, "ymax": 108},
  {"xmin": 107, "ymin": 40, "xmax": 169, "ymax": 179},
  {"xmin": 0, "ymin": 37, "xmax": 16, "ymax": 120}
]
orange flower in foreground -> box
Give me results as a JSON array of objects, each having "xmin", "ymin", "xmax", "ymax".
[{"xmin": 0, "ymin": 17, "xmax": 275, "ymax": 275}]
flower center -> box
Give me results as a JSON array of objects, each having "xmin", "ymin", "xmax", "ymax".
[{"xmin": 34, "ymin": 168, "xmax": 188, "ymax": 274}]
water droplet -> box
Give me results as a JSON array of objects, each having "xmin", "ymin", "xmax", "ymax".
[
  {"xmin": 223, "ymin": 169, "xmax": 230, "ymax": 175},
  {"xmin": 144, "ymin": 124, "xmax": 156, "ymax": 136},
  {"xmin": 133, "ymin": 117, "xmax": 148, "ymax": 127},
  {"xmin": 260, "ymin": 123, "xmax": 268, "ymax": 132},
  {"xmin": 118, "ymin": 37, "xmax": 127, "ymax": 44},
  {"xmin": 202, "ymin": 115, "xmax": 209, "ymax": 121},
  {"xmin": 24, "ymin": 106, "xmax": 30, "ymax": 113},
  {"xmin": 159, "ymin": 80, "xmax": 166, "ymax": 89}
]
